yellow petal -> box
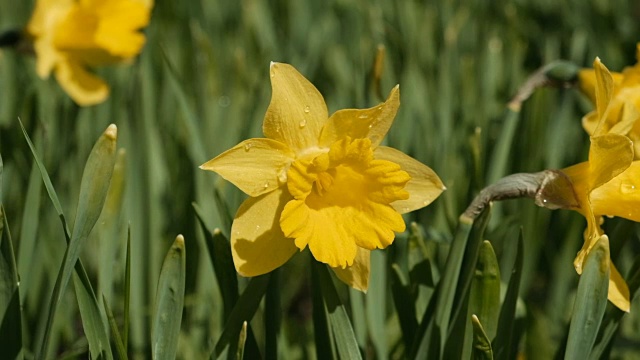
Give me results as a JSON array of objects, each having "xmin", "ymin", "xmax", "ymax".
[
  {"xmin": 608, "ymin": 262, "xmax": 631, "ymax": 312},
  {"xmin": 374, "ymin": 146, "xmax": 445, "ymax": 214},
  {"xmin": 331, "ymin": 248, "xmax": 370, "ymax": 292},
  {"xmin": 319, "ymin": 86, "xmax": 400, "ymax": 148},
  {"xmin": 200, "ymin": 138, "xmax": 295, "ymax": 197},
  {"xmin": 94, "ymin": 0, "xmax": 151, "ymax": 57},
  {"xmin": 231, "ymin": 187, "xmax": 298, "ymax": 277},
  {"xmin": 588, "ymin": 134, "xmax": 633, "ymax": 191},
  {"xmin": 608, "ymin": 101, "xmax": 640, "ymax": 136},
  {"xmin": 590, "ymin": 161, "xmax": 640, "ymax": 222},
  {"xmin": 54, "ymin": 58, "xmax": 109, "ymax": 106},
  {"xmin": 593, "ymin": 58, "xmax": 614, "ymax": 136},
  {"xmin": 263, "ymin": 63, "xmax": 328, "ymax": 152}
]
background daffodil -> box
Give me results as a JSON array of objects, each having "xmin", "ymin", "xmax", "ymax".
[
  {"xmin": 578, "ymin": 43, "xmax": 640, "ymax": 158},
  {"xmin": 559, "ymin": 58, "xmax": 640, "ymax": 312},
  {"xmin": 201, "ymin": 62, "xmax": 445, "ymax": 291},
  {"xmin": 26, "ymin": 0, "xmax": 153, "ymax": 106}
]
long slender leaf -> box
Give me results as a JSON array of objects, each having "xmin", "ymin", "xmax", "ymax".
[
  {"xmin": 265, "ymin": 269, "xmax": 280, "ymax": 360},
  {"xmin": 315, "ymin": 261, "xmax": 362, "ymax": 360},
  {"xmin": 103, "ymin": 295, "xmax": 128, "ymax": 360},
  {"xmin": 590, "ymin": 252, "xmax": 640, "ymax": 359},
  {"xmin": 152, "ymin": 235, "xmax": 187, "ymax": 360},
  {"xmin": 390, "ymin": 263, "xmax": 418, "ymax": 351},
  {"xmin": 434, "ymin": 207, "xmax": 490, "ymax": 355},
  {"xmin": 311, "ymin": 261, "xmax": 335, "ymax": 360},
  {"xmin": 236, "ymin": 322, "xmax": 248, "ymax": 360},
  {"xmin": 492, "ymin": 231, "xmax": 524, "ymax": 360},
  {"xmin": 26, "ymin": 122, "xmax": 117, "ymax": 360},
  {"xmin": 193, "ymin": 202, "xmax": 239, "ymax": 319},
  {"xmin": 214, "ymin": 274, "xmax": 270, "ymax": 358},
  {"xmin": 72, "ymin": 272, "xmax": 112, "ymax": 360},
  {"xmin": 471, "ymin": 315, "xmax": 493, "ymax": 360},
  {"xmin": 124, "ymin": 225, "xmax": 131, "ymax": 352},
  {"xmin": 0, "ymin": 204, "xmax": 22, "ymax": 360},
  {"xmin": 470, "ymin": 240, "xmax": 501, "ymax": 340},
  {"xmin": 565, "ymin": 235, "xmax": 610, "ymax": 359}
]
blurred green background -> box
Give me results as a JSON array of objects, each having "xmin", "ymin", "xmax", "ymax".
[{"xmin": 1, "ymin": 0, "xmax": 640, "ymax": 359}]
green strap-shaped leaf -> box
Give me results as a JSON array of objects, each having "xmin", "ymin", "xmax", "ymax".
[
  {"xmin": 390, "ymin": 263, "xmax": 418, "ymax": 351},
  {"xmin": 314, "ymin": 261, "xmax": 362, "ymax": 360},
  {"xmin": 492, "ymin": 232, "xmax": 524, "ymax": 360},
  {"xmin": 590, "ymin": 252, "xmax": 640, "ymax": 359},
  {"xmin": 124, "ymin": 226, "xmax": 132, "ymax": 352},
  {"xmin": 265, "ymin": 269, "xmax": 280, "ymax": 360},
  {"xmin": 565, "ymin": 235, "xmax": 610, "ymax": 359},
  {"xmin": 311, "ymin": 261, "xmax": 335, "ymax": 360},
  {"xmin": 193, "ymin": 203, "xmax": 239, "ymax": 319},
  {"xmin": 73, "ymin": 272, "xmax": 111, "ymax": 359},
  {"xmin": 103, "ymin": 295, "xmax": 128, "ymax": 360},
  {"xmin": 471, "ymin": 315, "xmax": 493, "ymax": 360},
  {"xmin": 153, "ymin": 235, "xmax": 187, "ymax": 360},
  {"xmin": 236, "ymin": 322, "xmax": 248, "ymax": 360},
  {"xmin": 434, "ymin": 207, "xmax": 491, "ymax": 355},
  {"xmin": 28, "ymin": 122, "xmax": 117, "ymax": 360},
  {"xmin": 0, "ymin": 204, "xmax": 23, "ymax": 360},
  {"xmin": 214, "ymin": 274, "xmax": 270, "ymax": 358},
  {"xmin": 470, "ymin": 241, "xmax": 501, "ymax": 340}
]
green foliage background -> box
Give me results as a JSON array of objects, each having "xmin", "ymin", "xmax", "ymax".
[{"xmin": 1, "ymin": 0, "xmax": 640, "ymax": 359}]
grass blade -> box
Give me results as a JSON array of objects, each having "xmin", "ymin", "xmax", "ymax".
[
  {"xmin": 590, "ymin": 252, "xmax": 640, "ymax": 359},
  {"xmin": 315, "ymin": 261, "xmax": 362, "ymax": 360},
  {"xmin": 153, "ymin": 235, "xmax": 186, "ymax": 360},
  {"xmin": 124, "ymin": 225, "xmax": 132, "ymax": 352},
  {"xmin": 565, "ymin": 235, "xmax": 610, "ymax": 359},
  {"xmin": 214, "ymin": 274, "xmax": 270, "ymax": 358},
  {"xmin": 29, "ymin": 123, "xmax": 117, "ymax": 359},
  {"xmin": 390, "ymin": 263, "xmax": 418, "ymax": 351},
  {"xmin": 72, "ymin": 272, "xmax": 112, "ymax": 360},
  {"xmin": 103, "ymin": 295, "xmax": 128, "ymax": 360},
  {"xmin": 311, "ymin": 261, "xmax": 335, "ymax": 360},
  {"xmin": 470, "ymin": 241, "xmax": 501, "ymax": 340},
  {"xmin": 0, "ymin": 204, "xmax": 23, "ymax": 360},
  {"xmin": 434, "ymin": 207, "xmax": 491, "ymax": 354},
  {"xmin": 236, "ymin": 322, "xmax": 248, "ymax": 360},
  {"xmin": 265, "ymin": 269, "xmax": 280, "ymax": 360},
  {"xmin": 492, "ymin": 231, "xmax": 524, "ymax": 360},
  {"xmin": 471, "ymin": 315, "xmax": 493, "ymax": 360},
  {"xmin": 193, "ymin": 202, "xmax": 239, "ymax": 319}
]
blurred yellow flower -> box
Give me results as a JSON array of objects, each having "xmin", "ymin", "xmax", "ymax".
[
  {"xmin": 561, "ymin": 58, "xmax": 640, "ymax": 312},
  {"xmin": 26, "ymin": 0, "xmax": 153, "ymax": 106},
  {"xmin": 578, "ymin": 43, "xmax": 640, "ymax": 158},
  {"xmin": 201, "ymin": 63, "xmax": 445, "ymax": 291}
]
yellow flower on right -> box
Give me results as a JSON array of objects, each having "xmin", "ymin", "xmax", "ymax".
[
  {"xmin": 578, "ymin": 43, "xmax": 640, "ymax": 157},
  {"xmin": 560, "ymin": 58, "xmax": 640, "ymax": 312}
]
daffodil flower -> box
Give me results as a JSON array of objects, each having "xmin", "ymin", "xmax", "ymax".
[
  {"xmin": 26, "ymin": 0, "xmax": 153, "ymax": 106},
  {"xmin": 559, "ymin": 58, "xmax": 640, "ymax": 312},
  {"xmin": 578, "ymin": 43, "xmax": 640, "ymax": 158},
  {"xmin": 201, "ymin": 63, "xmax": 445, "ymax": 291}
]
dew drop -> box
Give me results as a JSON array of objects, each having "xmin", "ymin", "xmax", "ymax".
[
  {"xmin": 299, "ymin": 119, "xmax": 307, "ymax": 128},
  {"xmin": 620, "ymin": 183, "xmax": 636, "ymax": 194},
  {"xmin": 359, "ymin": 114, "xmax": 368, "ymax": 119},
  {"xmin": 263, "ymin": 182, "xmax": 270, "ymax": 189},
  {"xmin": 304, "ymin": 105, "xmax": 310, "ymax": 113},
  {"xmin": 278, "ymin": 169, "xmax": 288, "ymax": 183},
  {"xmin": 256, "ymin": 225, "xmax": 261, "ymax": 231},
  {"xmin": 368, "ymin": 124, "xmax": 373, "ymax": 129},
  {"xmin": 244, "ymin": 143, "xmax": 252, "ymax": 151}
]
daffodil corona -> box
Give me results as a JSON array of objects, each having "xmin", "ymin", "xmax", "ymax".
[
  {"xmin": 201, "ymin": 63, "xmax": 445, "ymax": 291},
  {"xmin": 26, "ymin": 0, "xmax": 153, "ymax": 106}
]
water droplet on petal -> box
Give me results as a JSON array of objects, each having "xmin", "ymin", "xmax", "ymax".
[
  {"xmin": 359, "ymin": 114, "xmax": 368, "ymax": 119},
  {"xmin": 264, "ymin": 182, "xmax": 270, "ymax": 189},
  {"xmin": 304, "ymin": 105, "xmax": 310, "ymax": 113},
  {"xmin": 299, "ymin": 119, "xmax": 307, "ymax": 128},
  {"xmin": 621, "ymin": 183, "xmax": 636, "ymax": 194},
  {"xmin": 256, "ymin": 225, "xmax": 261, "ymax": 231},
  {"xmin": 368, "ymin": 124, "xmax": 373, "ymax": 129},
  {"xmin": 244, "ymin": 144, "xmax": 252, "ymax": 151},
  {"xmin": 278, "ymin": 169, "xmax": 288, "ymax": 183}
]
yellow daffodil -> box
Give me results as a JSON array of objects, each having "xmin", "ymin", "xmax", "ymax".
[
  {"xmin": 26, "ymin": 0, "xmax": 153, "ymax": 106},
  {"xmin": 201, "ymin": 63, "xmax": 445, "ymax": 291},
  {"xmin": 578, "ymin": 43, "xmax": 640, "ymax": 157},
  {"xmin": 559, "ymin": 58, "xmax": 640, "ymax": 312}
]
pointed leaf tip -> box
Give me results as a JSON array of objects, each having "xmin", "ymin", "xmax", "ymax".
[{"xmin": 105, "ymin": 124, "xmax": 117, "ymax": 140}]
